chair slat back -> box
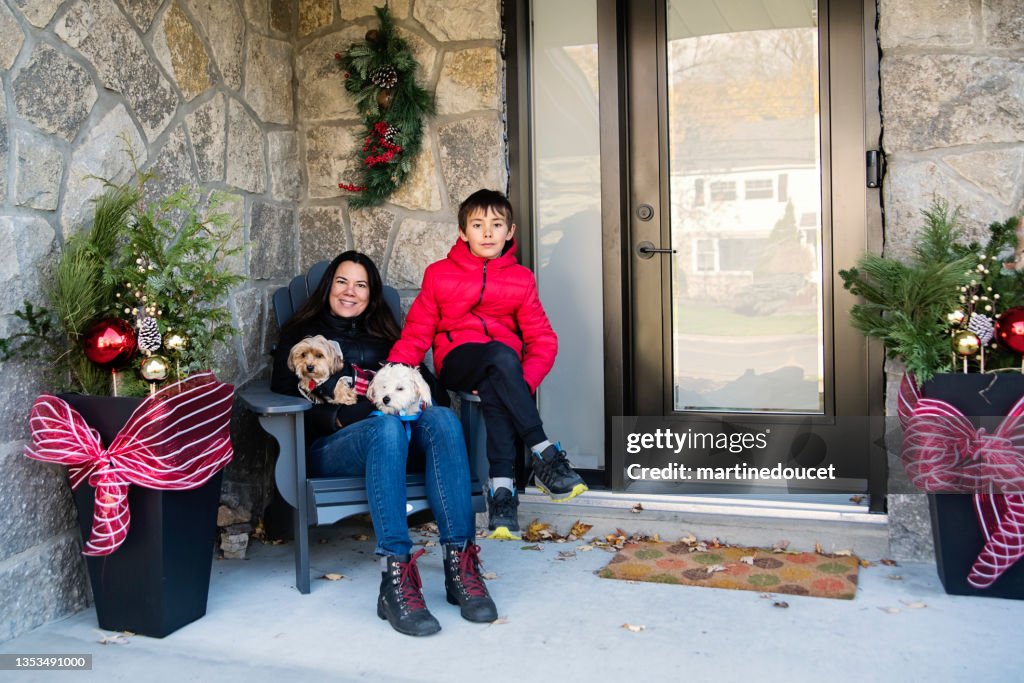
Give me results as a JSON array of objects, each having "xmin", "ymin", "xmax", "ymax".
[{"xmin": 273, "ymin": 260, "xmax": 401, "ymax": 329}]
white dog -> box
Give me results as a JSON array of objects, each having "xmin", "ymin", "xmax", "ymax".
[
  {"xmin": 366, "ymin": 363, "xmax": 433, "ymax": 416},
  {"xmin": 288, "ymin": 335, "xmax": 359, "ymax": 405}
]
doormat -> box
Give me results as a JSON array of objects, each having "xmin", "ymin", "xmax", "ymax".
[{"xmin": 598, "ymin": 542, "xmax": 859, "ymax": 600}]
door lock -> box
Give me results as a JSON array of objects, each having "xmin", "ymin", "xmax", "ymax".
[
  {"xmin": 636, "ymin": 241, "xmax": 676, "ymax": 259},
  {"xmin": 636, "ymin": 204, "xmax": 654, "ymax": 221}
]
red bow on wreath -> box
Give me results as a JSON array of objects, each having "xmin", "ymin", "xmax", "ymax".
[
  {"xmin": 24, "ymin": 372, "xmax": 234, "ymax": 556},
  {"xmin": 898, "ymin": 375, "xmax": 1024, "ymax": 588}
]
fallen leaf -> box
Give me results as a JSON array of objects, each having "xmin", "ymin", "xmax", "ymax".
[
  {"xmin": 578, "ymin": 544, "xmax": 594, "ymax": 552},
  {"xmin": 849, "ymin": 495, "xmax": 865, "ymax": 504},
  {"xmin": 352, "ymin": 534, "xmax": 369, "ymax": 542},
  {"xmin": 880, "ymin": 558, "xmax": 899, "ymax": 566},
  {"xmin": 97, "ymin": 631, "xmax": 132, "ymax": 645},
  {"xmin": 630, "ymin": 503, "xmax": 644, "ymax": 513},
  {"xmin": 481, "ymin": 572, "xmax": 498, "ymax": 580},
  {"xmin": 319, "ymin": 538, "xmax": 329, "ymax": 545},
  {"xmin": 886, "ymin": 575, "xmax": 903, "ymax": 581},
  {"xmin": 901, "ymin": 601, "xmax": 927, "ymax": 609},
  {"xmin": 569, "ymin": 520, "xmax": 593, "ymax": 538},
  {"xmin": 322, "ymin": 573, "xmax": 344, "ymax": 581},
  {"xmin": 772, "ymin": 540, "xmax": 790, "ymax": 552},
  {"xmin": 706, "ymin": 564, "xmax": 727, "ymax": 574},
  {"xmin": 491, "ymin": 617, "xmax": 510, "ymax": 625},
  {"xmin": 859, "ymin": 559, "xmax": 873, "ymax": 568},
  {"xmin": 521, "ymin": 544, "xmax": 542, "ymax": 551},
  {"xmin": 815, "ymin": 542, "xmax": 823, "ymax": 554},
  {"xmin": 523, "ymin": 519, "xmax": 552, "ymax": 542},
  {"xmin": 621, "ymin": 623, "xmax": 645, "ymax": 632},
  {"xmin": 773, "ymin": 601, "xmax": 789, "ymax": 609},
  {"xmin": 740, "ymin": 555, "xmax": 755, "ymax": 565},
  {"xmin": 759, "ymin": 593, "xmax": 774, "ymax": 599},
  {"xmin": 880, "ymin": 607, "xmax": 900, "ymax": 614},
  {"xmin": 832, "ymin": 549, "xmax": 853, "ymax": 557},
  {"xmin": 556, "ymin": 550, "xmax": 577, "ymax": 560},
  {"xmin": 681, "ymin": 534, "xmax": 697, "ymax": 545},
  {"xmin": 708, "ymin": 538, "xmax": 722, "ymax": 549}
]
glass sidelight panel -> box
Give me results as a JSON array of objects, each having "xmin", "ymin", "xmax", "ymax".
[
  {"xmin": 530, "ymin": 0, "xmax": 604, "ymax": 468},
  {"xmin": 667, "ymin": 0, "xmax": 824, "ymax": 414}
]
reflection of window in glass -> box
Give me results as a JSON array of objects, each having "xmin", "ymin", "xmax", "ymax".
[
  {"xmin": 694, "ymin": 178, "xmax": 705, "ymax": 206},
  {"xmin": 777, "ymin": 173, "xmax": 788, "ymax": 202},
  {"xmin": 744, "ymin": 178, "xmax": 773, "ymax": 200},
  {"xmin": 719, "ymin": 238, "xmax": 769, "ymax": 271},
  {"xmin": 799, "ymin": 211, "xmax": 818, "ymax": 227},
  {"xmin": 709, "ymin": 181, "xmax": 736, "ymax": 202},
  {"xmin": 695, "ymin": 238, "xmax": 717, "ymax": 272}
]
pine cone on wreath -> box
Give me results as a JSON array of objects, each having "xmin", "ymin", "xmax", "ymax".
[
  {"xmin": 371, "ymin": 64, "xmax": 398, "ymax": 89},
  {"xmin": 137, "ymin": 316, "xmax": 162, "ymax": 354},
  {"xmin": 968, "ymin": 312, "xmax": 995, "ymax": 345},
  {"xmin": 382, "ymin": 123, "xmax": 397, "ymax": 144}
]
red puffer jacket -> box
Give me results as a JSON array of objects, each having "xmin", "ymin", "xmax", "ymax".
[{"xmin": 388, "ymin": 237, "xmax": 558, "ymax": 392}]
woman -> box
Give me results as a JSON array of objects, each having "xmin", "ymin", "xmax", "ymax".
[{"xmin": 271, "ymin": 251, "xmax": 497, "ymax": 637}]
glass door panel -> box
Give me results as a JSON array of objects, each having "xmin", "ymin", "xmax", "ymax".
[
  {"xmin": 530, "ymin": 0, "xmax": 604, "ymax": 469},
  {"xmin": 667, "ymin": 0, "xmax": 824, "ymax": 414}
]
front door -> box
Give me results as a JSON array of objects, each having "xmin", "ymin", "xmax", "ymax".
[{"xmin": 522, "ymin": 0, "xmax": 882, "ymax": 501}]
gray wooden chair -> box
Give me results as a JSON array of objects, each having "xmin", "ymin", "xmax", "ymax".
[{"xmin": 237, "ymin": 261, "xmax": 486, "ymax": 594}]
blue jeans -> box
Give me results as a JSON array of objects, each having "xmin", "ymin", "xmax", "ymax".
[{"xmin": 308, "ymin": 407, "xmax": 475, "ymax": 556}]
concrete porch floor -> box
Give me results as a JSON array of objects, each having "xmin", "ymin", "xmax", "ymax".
[{"xmin": 2, "ymin": 515, "xmax": 1022, "ymax": 682}]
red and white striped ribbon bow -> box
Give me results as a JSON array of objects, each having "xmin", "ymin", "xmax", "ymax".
[
  {"xmin": 24, "ymin": 371, "xmax": 234, "ymax": 556},
  {"xmin": 898, "ymin": 375, "xmax": 1024, "ymax": 587}
]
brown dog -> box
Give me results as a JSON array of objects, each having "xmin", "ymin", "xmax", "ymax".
[{"xmin": 287, "ymin": 335, "xmax": 358, "ymax": 405}]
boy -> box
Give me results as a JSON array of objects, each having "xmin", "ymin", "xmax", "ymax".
[{"xmin": 387, "ymin": 189, "xmax": 587, "ymax": 537}]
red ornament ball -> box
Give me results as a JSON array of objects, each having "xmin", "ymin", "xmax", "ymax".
[
  {"xmin": 82, "ymin": 318, "xmax": 138, "ymax": 368},
  {"xmin": 995, "ymin": 307, "xmax": 1024, "ymax": 354}
]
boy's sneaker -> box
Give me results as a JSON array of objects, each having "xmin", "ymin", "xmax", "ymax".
[
  {"xmin": 531, "ymin": 443, "xmax": 588, "ymax": 502},
  {"xmin": 486, "ymin": 487, "xmax": 520, "ymax": 539}
]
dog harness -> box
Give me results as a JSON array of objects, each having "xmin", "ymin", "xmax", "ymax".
[{"xmin": 369, "ymin": 404, "xmax": 426, "ymax": 440}]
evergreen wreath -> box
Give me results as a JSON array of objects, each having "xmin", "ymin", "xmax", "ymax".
[{"xmin": 335, "ymin": 5, "xmax": 434, "ymax": 208}]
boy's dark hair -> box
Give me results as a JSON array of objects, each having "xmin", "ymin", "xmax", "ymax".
[{"xmin": 458, "ymin": 189, "xmax": 513, "ymax": 231}]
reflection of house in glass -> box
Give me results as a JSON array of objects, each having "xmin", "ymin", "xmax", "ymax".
[
  {"xmin": 666, "ymin": 24, "xmax": 824, "ymax": 413},
  {"xmin": 670, "ymin": 117, "xmax": 821, "ymax": 307}
]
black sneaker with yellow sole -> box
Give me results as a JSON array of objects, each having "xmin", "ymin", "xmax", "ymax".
[
  {"xmin": 531, "ymin": 443, "xmax": 588, "ymax": 502},
  {"xmin": 486, "ymin": 487, "xmax": 520, "ymax": 539}
]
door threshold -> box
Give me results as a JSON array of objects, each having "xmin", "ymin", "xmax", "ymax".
[{"xmin": 513, "ymin": 487, "xmax": 889, "ymax": 558}]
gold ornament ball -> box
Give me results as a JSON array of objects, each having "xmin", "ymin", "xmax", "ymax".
[
  {"xmin": 140, "ymin": 355, "xmax": 170, "ymax": 382},
  {"xmin": 377, "ymin": 88, "xmax": 393, "ymax": 110},
  {"xmin": 952, "ymin": 330, "xmax": 981, "ymax": 356},
  {"xmin": 164, "ymin": 332, "xmax": 188, "ymax": 352},
  {"xmin": 947, "ymin": 310, "xmax": 966, "ymax": 326}
]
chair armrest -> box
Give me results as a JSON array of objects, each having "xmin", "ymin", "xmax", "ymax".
[{"xmin": 237, "ymin": 379, "xmax": 312, "ymax": 416}]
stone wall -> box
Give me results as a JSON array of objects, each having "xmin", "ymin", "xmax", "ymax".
[
  {"xmin": 0, "ymin": 0, "xmax": 504, "ymax": 641},
  {"xmin": 295, "ymin": 0, "xmax": 505, "ymax": 293},
  {"xmin": 879, "ymin": 0, "xmax": 1024, "ymax": 560},
  {"xmin": 0, "ymin": 0, "xmax": 288, "ymax": 641}
]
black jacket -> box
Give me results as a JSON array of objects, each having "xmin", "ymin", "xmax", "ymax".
[{"xmin": 270, "ymin": 310, "xmax": 446, "ymax": 445}]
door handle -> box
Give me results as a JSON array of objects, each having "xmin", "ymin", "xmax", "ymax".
[{"xmin": 636, "ymin": 241, "xmax": 676, "ymax": 259}]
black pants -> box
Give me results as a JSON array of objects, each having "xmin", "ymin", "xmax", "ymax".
[{"xmin": 440, "ymin": 342, "xmax": 548, "ymax": 479}]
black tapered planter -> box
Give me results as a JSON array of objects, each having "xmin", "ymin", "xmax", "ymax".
[
  {"xmin": 921, "ymin": 373, "xmax": 1024, "ymax": 599},
  {"xmin": 61, "ymin": 394, "xmax": 223, "ymax": 637}
]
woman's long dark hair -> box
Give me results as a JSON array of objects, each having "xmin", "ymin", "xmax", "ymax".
[{"xmin": 284, "ymin": 251, "xmax": 401, "ymax": 343}]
